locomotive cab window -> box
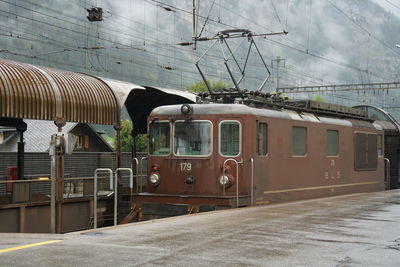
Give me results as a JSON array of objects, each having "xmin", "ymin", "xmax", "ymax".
[
  {"xmin": 292, "ymin": 126, "xmax": 307, "ymax": 156},
  {"xmin": 149, "ymin": 121, "xmax": 171, "ymax": 156},
  {"xmin": 258, "ymin": 123, "xmax": 268, "ymax": 156},
  {"xmin": 354, "ymin": 132, "xmax": 378, "ymax": 170},
  {"xmin": 326, "ymin": 130, "xmax": 339, "ymax": 156},
  {"xmin": 173, "ymin": 121, "xmax": 212, "ymax": 156},
  {"xmin": 219, "ymin": 120, "xmax": 241, "ymax": 157}
]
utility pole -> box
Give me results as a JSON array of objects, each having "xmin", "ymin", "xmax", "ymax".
[
  {"xmin": 271, "ymin": 56, "xmax": 286, "ymax": 90},
  {"xmin": 192, "ymin": 0, "xmax": 200, "ymax": 50}
]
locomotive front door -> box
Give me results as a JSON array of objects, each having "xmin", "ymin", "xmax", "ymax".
[
  {"xmin": 252, "ymin": 120, "xmax": 269, "ymax": 205},
  {"xmin": 218, "ymin": 119, "xmax": 245, "ymax": 205}
]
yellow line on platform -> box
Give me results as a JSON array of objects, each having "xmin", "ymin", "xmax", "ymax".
[
  {"xmin": 264, "ymin": 181, "xmax": 381, "ymax": 195},
  {"xmin": 0, "ymin": 240, "xmax": 62, "ymax": 254}
]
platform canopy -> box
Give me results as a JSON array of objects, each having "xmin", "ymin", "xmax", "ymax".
[{"xmin": 0, "ymin": 59, "xmax": 144, "ymax": 125}]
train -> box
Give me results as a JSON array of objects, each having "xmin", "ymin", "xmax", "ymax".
[{"xmin": 133, "ymin": 98, "xmax": 396, "ymax": 216}]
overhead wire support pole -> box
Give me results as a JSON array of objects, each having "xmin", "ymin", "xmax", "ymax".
[
  {"xmin": 271, "ymin": 56, "xmax": 285, "ymax": 90},
  {"xmin": 192, "ymin": 0, "xmax": 200, "ymax": 50}
]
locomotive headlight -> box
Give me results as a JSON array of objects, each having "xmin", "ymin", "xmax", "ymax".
[
  {"xmin": 181, "ymin": 104, "xmax": 193, "ymax": 115},
  {"xmin": 219, "ymin": 175, "xmax": 230, "ymax": 186},
  {"xmin": 149, "ymin": 173, "xmax": 160, "ymax": 186}
]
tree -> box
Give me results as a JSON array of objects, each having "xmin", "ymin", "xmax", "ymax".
[
  {"xmin": 118, "ymin": 119, "xmax": 148, "ymax": 152},
  {"xmin": 186, "ymin": 80, "xmax": 231, "ymax": 93},
  {"xmin": 313, "ymin": 94, "xmax": 325, "ymax": 102}
]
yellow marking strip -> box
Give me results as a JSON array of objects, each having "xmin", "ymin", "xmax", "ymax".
[
  {"xmin": 256, "ymin": 201, "xmax": 270, "ymax": 205},
  {"xmin": 264, "ymin": 181, "xmax": 382, "ymax": 195},
  {"xmin": 0, "ymin": 240, "xmax": 62, "ymax": 254}
]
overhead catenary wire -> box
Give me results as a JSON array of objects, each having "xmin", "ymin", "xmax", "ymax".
[
  {"xmin": 198, "ymin": 0, "xmax": 216, "ymax": 38},
  {"xmin": 306, "ymin": 0, "xmax": 312, "ymax": 52},
  {"xmin": 384, "ymin": 0, "xmax": 400, "ymax": 10},
  {"xmin": 270, "ymin": 0, "xmax": 285, "ymax": 31},
  {"xmin": 0, "ymin": 16, "xmax": 380, "ymax": 90},
  {"xmin": 142, "ymin": 0, "xmax": 393, "ymax": 82},
  {"xmin": 1, "ymin": 0, "xmax": 398, "ymax": 94},
  {"xmin": 8, "ymin": 0, "xmax": 392, "ymax": 84},
  {"xmin": 327, "ymin": 0, "xmax": 400, "ymax": 57}
]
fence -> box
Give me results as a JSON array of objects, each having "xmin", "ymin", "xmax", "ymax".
[{"xmin": 0, "ymin": 152, "xmax": 147, "ymax": 198}]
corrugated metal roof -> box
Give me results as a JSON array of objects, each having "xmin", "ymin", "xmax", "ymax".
[{"xmin": 0, "ymin": 59, "xmax": 119, "ymax": 125}]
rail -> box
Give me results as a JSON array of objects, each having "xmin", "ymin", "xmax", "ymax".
[
  {"xmin": 132, "ymin": 158, "xmax": 139, "ymax": 193},
  {"xmin": 114, "ymin": 168, "xmax": 133, "ymax": 226},
  {"xmin": 140, "ymin": 157, "xmax": 147, "ymax": 193},
  {"xmin": 93, "ymin": 168, "xmax": 113, "ymax": 229},
  {"xmin": 223, "ymin": 158, "xmax": 242, "ymax": 208},
  {"xmin": 384, "ymin": 158, "xmax": 391, "ymax": 190}
]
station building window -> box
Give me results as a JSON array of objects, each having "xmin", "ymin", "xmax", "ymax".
[
  {"xmin": 220, "ymin": 120, "xmax": 241, "ymax": 157},
  {"xmin": 76, "ymin": 135, "xmax": 89, "ymax": 149},
  {"xmin": 354, "ymin": 132, "xmax": 378, "ymax": 170},
  {"xmin": 326, "ymin": 130, "xmax": 339, "ymax": 156},
  {"xmin": 257, "ymin": 123, "xmax": 268, "ymax": 156},
  {"xmin": 292, "ymin": 126, "xmax": 307, "ymax": 156}
]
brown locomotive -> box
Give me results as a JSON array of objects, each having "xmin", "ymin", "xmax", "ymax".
[{"xmin": 133, "ymin": 101, "xmax": 387, "ymax": 213}]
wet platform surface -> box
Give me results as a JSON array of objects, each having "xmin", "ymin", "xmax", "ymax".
[{"xmin": 1, "ymin": 190, "xmax": 400, "ymax": 266}]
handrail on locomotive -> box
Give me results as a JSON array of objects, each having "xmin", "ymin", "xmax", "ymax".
[{"xmin": 222, "ymin": 158, "xmax": 243, "ymax": 208}]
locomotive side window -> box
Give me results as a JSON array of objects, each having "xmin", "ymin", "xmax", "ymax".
[
  {"xmin": 149, "ymin": 122, "xmax": 171, "ymax": 156},
  {"xmin": 354, "ymin": 132, "xmax": 378, "ymax": 170},
  {"xmin": 219, "ymin": 121, "xmax": 241, "ymax": 157},
  {"xmin": 292, "ymin": 126, "xmax": 307, "ymax": 156},
  {"xmin": 173, "ymin": 121, "xmax": 212, "ymax": 156},
  {"xmin": 258, "ymin": 123, "xmax": 268, "ymax": 156},
  {"xmin": 326, "ymin": 130, "xmax": 339, "ymax": 156}
]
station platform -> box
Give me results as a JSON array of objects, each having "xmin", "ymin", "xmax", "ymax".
[{"xmin": 1, "ymin": 190, "xmax": 400, "ymax": 266}]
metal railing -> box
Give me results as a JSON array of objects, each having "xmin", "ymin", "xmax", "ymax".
[
  {"xmin": 0, "ymin": 176, "xmax": 115, "ymax": 206},
  {"xmin": 132, "ymin": 157, "xmax": 147, "ymax": 193},
  {"xmin": 114, "ymin": 168, "xmax": 133, "ymax": 226},
  {"xmin": 384, "ymin": 158, "xmax": 391, "ymax": 190},
  {"xmin": 93, "ymin": 168, "xmax": 113, "ymax": 229}
]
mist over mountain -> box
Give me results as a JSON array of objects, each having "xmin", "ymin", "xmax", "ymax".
[{"xmin": 0, "ymin": 0, "xmax": 400, "ymax": 116}]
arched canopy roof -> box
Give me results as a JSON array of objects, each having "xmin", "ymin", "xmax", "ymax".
[
  {"xmin": 125, "ymin": 86, "xmax": 196, "ymax": 134},
  {"xmin": 0, "ymin": 59, "xmax": 143, "ymax": 125},
  {"xmin": 353, "ymin": 104, "xmax": 400, "ymax": 133}
]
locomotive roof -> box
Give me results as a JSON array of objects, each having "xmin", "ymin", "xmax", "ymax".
[{"xmin": 150, "ymin": 104, "xmax": 382, "ymax": 130}]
